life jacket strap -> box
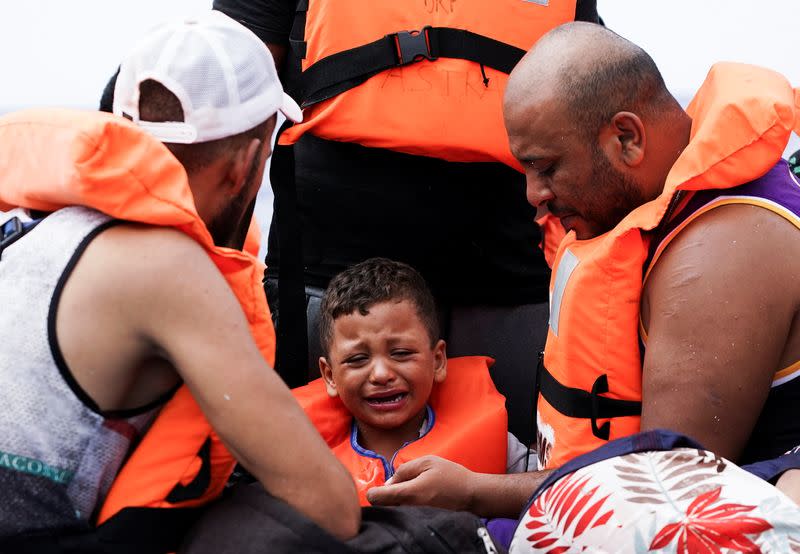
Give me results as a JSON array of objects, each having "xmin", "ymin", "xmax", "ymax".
[
  {"xmin": 539, "ymin": 364, "xmax": 642, "ymax": 440},
  {"xmin": 166, "ymin": 436, "xmax": 212, "ymax": 503},
  {"xmin": 297, "ymin": 27, "xmax": 526, "ymax": 107},
  {"xmin": 289, "ymin": 0, "xmax": 308, "ymax": 59},
  {"xmin": 270, "ymin": 120, "xmax": 311, "ymax": 388}
]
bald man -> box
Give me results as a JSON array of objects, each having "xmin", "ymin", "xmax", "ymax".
[{"xmin": 366, "ymin": 22, "xmax": 800, "ymax": 518}]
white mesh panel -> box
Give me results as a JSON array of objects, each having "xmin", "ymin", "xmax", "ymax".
[
  {"xmin": 114, "ymin": 10, "xmax": 300, "ymax": 143},
  {"xmin": 171, "ymin": 33, "xmax": 229, "ymax": 111}
]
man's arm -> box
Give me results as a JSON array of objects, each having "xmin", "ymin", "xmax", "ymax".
[
  {"xmin": 366, "ymin": 455, "xmax": 552, "ymax": 518},
  {"xmin": 66, "ymin": 225, "xmax": 360, "ymax": 539},
  {"xmin": 640, "ymin": 203, "xmax": 800, "ymax": 460}
]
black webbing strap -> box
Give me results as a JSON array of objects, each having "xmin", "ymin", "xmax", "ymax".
[
  {"xmin": 539, "ymin": 363, "xmax": 642, "ymax": 441},
  {"xmin": 298, "ymin": 26, "xmax": 526, "ymax": 106},
  {"xmin": 270, "ymin": 120, "xmax": 309, "ymax": 389},
  {"xmin": 289, "ymin": 0, "xmax": 308, "ymax": 59},
  {"xmin": 166, "ymin": 437, "xmax": 212, "ymax": 503}
]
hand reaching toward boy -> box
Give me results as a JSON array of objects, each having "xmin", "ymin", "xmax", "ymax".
[
  {"xmin": 367, "ymin": 456, "xmax": 475, "ymax": 511},
  {"xmin": 368, "ymin": 455, "xmax": 553, "ymax": 518}
]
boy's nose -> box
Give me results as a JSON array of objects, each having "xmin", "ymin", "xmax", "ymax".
[{"xmin": 368, "ymin": 359, "xmax": 396, "ymax": 383}]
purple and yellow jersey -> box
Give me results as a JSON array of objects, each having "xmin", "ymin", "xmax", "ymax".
[{"xmin": 641, "ymin": 159, "xmax": 800, "ymax": 463}]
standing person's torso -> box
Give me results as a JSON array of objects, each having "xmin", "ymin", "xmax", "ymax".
[
  {"xmin": 221, "ymin": 0, "xmax": 601, "ymax": 301},
  {"xmin": 0, "ymin": 207, "xmax": 161, "ymax": 537},
  {"xmin": 283, "ymin": 0, "xmax": 579, "ymax": 165},
  {"xmin": 267, "ymin": 136, "xmax": 552, "ymax": 304}
]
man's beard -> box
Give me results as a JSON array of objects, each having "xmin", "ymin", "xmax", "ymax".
[
  {"xmin": 583, "ymin": 145, "xmax": 650, "ymax": 236},
  {"xmin": 207, "ymin": 154, "xmax": 260, "ymax": 249}
]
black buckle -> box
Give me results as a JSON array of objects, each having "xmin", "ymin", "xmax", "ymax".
[
  {"xmin": 393, "ymin": 27, "xmax": 436, "ymax": 65},
  {"xmin": 0, "ymin": 217, "xmax": 23, "ymax": 261},
  {"xmin": 1, "ymin": 216, "xmax": 22, "ymax": 243},
  {"xmin": 166, "ymin": 437, "xmax": 212, "ymax": 503},
  {"xmin": 590, "ymin": 374, "xmax": 611, "ymax": 440},
  {"xmin": 0, "ymin": 216, "xmax": 44, "ymax": 261}
]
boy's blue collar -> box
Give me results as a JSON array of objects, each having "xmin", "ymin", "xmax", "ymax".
[{"xmin": 349, "ymin": 404, "xmax": 436, "ymax": 478}]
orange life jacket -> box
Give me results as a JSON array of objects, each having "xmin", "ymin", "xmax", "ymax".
[
  {"xmin": 536, "ymin": 63, "xmax": 800, "ymax": 470},
  {"xmin": 536, "ymin": 212, "xmax": 565, "ymax": 269},
  {"xmin": 292, "ymin": 356, "xmax": 508, "ymax": 505},
  {"xmin": 0, "ymin": 109, "xmax": 275, "ymax": 531},
  {"xmin": 281, "ymin": 0, "xmax": 577, "ymax": 167}
]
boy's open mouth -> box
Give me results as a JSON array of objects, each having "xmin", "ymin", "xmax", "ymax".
[{"xmin": 365, "ymin": 391, "xmax": 408, "ymax": 407}]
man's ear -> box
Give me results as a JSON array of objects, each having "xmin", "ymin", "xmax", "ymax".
[
  {"xmin": 227, "ymin": 137, "xmax": 262, "ymax": 195},
  {"xmin": 319, "ymin": 357, "xmax": 338, "ymax": 398},
  {"xmin": 432, "ymin": 339, "xmax": 447, "ymax": 384},
  {"xmin": 599, "ymin": 111, "xmax": 646, "ymax": 168}
]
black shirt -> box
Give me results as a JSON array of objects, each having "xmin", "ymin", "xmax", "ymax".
[{"xmin": 215, "ymin": 0, "xmax": 601, "ymax": 305}]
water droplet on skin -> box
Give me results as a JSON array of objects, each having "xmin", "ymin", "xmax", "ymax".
[{"xmin": 224, "ymin": 394, "xmax": 231, "ymax": 401}]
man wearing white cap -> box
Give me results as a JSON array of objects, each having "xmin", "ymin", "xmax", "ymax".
[{"xmin": 0, "ymin": 10, "xmax": 359, "ymax": 550}]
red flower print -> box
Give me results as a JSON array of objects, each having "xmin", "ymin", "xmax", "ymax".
[
  {"xmin": 649, "ymin": 487, "xmax": 772, "ymax": 553},
  {"xmin": 524, "ymin": 472, "xmax": 614, "ymax": 553}
]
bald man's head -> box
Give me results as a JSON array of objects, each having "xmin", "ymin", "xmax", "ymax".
[
  {"xmin": 503, "ymin": 23, "xmax": 693, "ymax": 239},
  {"xmin": 505, "ymin": 22, "xmax": 678, "ymax": 141}
]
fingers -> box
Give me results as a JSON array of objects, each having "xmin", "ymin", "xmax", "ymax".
[
  {"xmin": 367, "ymin": 456, "xmax": 457, "ymax": 507},
  {"xmin": 386, "ymin": 455, "xmax": 437, "ymax": 485},
  {"xmin": 366, "ymin": 482, "xmax": 409, "ymax": 506}
]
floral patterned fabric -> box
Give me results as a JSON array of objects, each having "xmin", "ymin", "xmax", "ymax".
[{"xmin": 511, "ymin": 448, "xmax": 800, "ymax": 553}]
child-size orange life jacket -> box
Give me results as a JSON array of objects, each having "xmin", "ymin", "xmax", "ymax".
[{"xmin": 293, "ymin": 356, "xmax": 508, "ymax": 505}]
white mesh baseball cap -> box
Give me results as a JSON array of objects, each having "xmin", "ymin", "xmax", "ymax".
[{"xmin": 113, "ymin": 10, "xmax": 302, "ymax": 144}]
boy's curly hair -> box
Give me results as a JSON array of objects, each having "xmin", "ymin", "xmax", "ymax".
[{"xmin": 319, "ymin": 258, "xmax": 439, "ymax": 355}]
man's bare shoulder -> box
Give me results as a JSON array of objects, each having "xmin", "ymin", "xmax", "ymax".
[
  {"xmin": 66, "ymin": 223, "xmax": 228, "ymax": 327},
  {"xmin": 92, "ymin": 222, "xmax": 212, "ymax": 266},
  {"xmin": 84, "ymin": 223, "xmax": 219, "ymax": 288},
  {"xmin": 645, "ymin": 203, "xmax": 800, "ymax": 311},
  {"xmin": 640, "ymin": 203, "xmax": 800, "ymax": 457}
]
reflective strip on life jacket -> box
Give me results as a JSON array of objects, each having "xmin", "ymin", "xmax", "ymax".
[{"xmin": 281, "ymin": 0, "xmax": 577, "ymax": 166}]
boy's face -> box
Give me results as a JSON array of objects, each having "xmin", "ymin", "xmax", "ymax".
[{"xmin": 319, "ymin": 299, "xmax": 446, "ymax": 435}]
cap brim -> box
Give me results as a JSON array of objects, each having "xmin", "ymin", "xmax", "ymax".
[{"xmin": 279, "ymin": 93, "xmax": 303, "ymax": 123}]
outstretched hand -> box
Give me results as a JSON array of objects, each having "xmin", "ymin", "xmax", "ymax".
[{"xmin": 366, "ymin": 455, "xmax": 476, "ymax": 512}]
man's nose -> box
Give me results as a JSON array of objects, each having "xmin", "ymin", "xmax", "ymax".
[{"xmin": 525, "ymin": 174, "xmax": 554, "ymax": 208}]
